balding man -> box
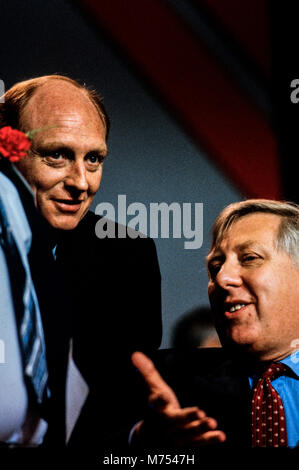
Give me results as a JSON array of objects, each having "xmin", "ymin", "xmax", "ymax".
[{"xmin": 0, "ymin": 75, "xmax": 161, "ymax": 450}]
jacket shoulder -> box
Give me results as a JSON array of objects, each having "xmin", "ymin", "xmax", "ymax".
[
  {"xmin": 74, "ymin": 211, "xmax": 154, "ymax": 243},
  {"xmin": 153, "ymin": 348, "xmax": 231, "ymax": 376}
]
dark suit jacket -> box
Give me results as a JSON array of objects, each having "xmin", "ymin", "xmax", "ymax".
[
  {"xmin": 55, "ymin": 212, "xmax": 162, "ymax": 450},
  {"xmin": 1, "ymin": 162, "xmax": 162, "ymax": 452}
]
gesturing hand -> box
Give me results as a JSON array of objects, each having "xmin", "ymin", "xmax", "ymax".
[{"xmin": 131, "ymin": 352, "xmax": 226, "ymax": 448}]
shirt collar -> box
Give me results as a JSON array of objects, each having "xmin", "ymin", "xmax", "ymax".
[{"xmin": 280, "ymin": 352, "xmax": 299, "ymax": 379}]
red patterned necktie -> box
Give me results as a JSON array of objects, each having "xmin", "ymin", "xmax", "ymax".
[{"xmin": 251, "ymin": 363, "xmax": 288, "ymax": 447}]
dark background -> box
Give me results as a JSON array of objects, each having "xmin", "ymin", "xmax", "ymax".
[{"xmin": 0, "ymin": 0, "xmax": 297, "ymax": 346}]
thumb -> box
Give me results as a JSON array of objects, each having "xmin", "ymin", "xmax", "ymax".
[{"xmin": 132, "ymin": 351, "xmax": 180, "ymax": 410}]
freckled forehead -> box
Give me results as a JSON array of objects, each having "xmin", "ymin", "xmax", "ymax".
[{"xmin": 20, "ymin": 81, "xmax": 104, "ymax": 133}]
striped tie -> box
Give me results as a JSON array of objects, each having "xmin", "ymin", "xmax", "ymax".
[{"xmin": 0, "ymin": 194, "xmax": 50, "ymax": 405}]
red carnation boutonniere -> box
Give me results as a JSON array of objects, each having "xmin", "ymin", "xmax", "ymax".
[
  {"xmin": 0, "ymin": 126, "xmax": 32, "ymax": 162},
  {"xmin": 0, "ymin": 125, "xmax": 52, "ymax": 163}
]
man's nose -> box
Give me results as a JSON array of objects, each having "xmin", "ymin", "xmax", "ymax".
[
  {"xmin": 64, "ymin": 161, "xmax": 88, "ymax": 192},
  {"xmin": 215, "ymin": 261, "xmax": 242, "ymax": 289}
]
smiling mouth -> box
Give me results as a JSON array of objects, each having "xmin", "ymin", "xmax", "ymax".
[
  {"xmin": 54, "ymin": 199, "xmax": 83, "ymax": 205},
  {"xmin": 52, "ymin": 199, "xmax": 83, "ymax": 213},
  {"xmin": 222, "ymin": 303, "xmax": 250, "ymax": 319},
  {"xmin": 228, "ymin": 303, "xmax": 246, "ymax": 313}
]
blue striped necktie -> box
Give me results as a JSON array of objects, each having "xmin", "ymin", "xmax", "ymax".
[{"xmin": 0, "ymin": 194, "xmax": 50, "ymax": 406}]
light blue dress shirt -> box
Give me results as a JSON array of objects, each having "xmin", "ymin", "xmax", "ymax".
[
  {"xmin": 0, "ymin": 171, "xmax": 47, "ymax": 444},
  {"xmin": 249, "ymin": 353, "xmax": 299, "ymax": 448}
]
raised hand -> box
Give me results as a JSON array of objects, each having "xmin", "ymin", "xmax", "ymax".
[{"xmin": 131, "ymin": 351, "xmax": 226, "ymax": 447}]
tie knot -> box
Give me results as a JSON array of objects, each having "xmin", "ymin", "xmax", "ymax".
[{"xmin": 262, "ymin": 362, "xmax": 287, "ymax": 381}]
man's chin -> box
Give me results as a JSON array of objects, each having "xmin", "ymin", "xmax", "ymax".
[
  {"xmin": 221, "ymin": 334, "xmax": 270, "ymax": 362},
  {"xmin": 45, "ymin": 215, "xmax": 82, "ymax": 231},
  {"xmin": 219, "ymin": 328, "xmax": 257, "ymax": 351}
]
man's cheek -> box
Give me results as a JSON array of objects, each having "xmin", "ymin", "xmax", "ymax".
[{"xmin": 35, "ymin": 192, "xmax": 49, "ymax": 212}]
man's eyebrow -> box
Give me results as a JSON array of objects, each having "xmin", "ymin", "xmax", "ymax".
[
  {"xmin": 34, "ymin": 141, "xmax": 108, "ymax": 156},
  {"xmin": 206, "ymin": 240, "xmax": 265, "ymax": 262},
  {"xmin": 235, "ymin": 241, "xmax": 264, "ymax": 251}
]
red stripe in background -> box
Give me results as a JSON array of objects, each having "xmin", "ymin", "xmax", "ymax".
[
  {"xmin": 200, "ymin": 0, "xmax": 271, "ymax": 75},
  {"xmin": 79, "ymin": 0, "xmax": 282, "ymax": 199}
]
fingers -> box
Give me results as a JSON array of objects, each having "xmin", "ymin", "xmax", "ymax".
[
  {"xmin": 176, "ymin": 416, "xmax": 222, "ymax": 438},
  {"xmin": 192, "ymin": 430, "xmax": 227, "ymax": 446},
  {"xmin": 132, "ymin": 352, "xmax": 227, "ymax": 448},
  {"xmin": 160, "ymin": 408, "xmax": 217, "ymax": 434},
  {"xmin": 169, "ymin": 416, "xmax": 226, "ymax": 447},
  {"xmin": 138, "ymin": 402, "xmax": 227, "ymax": 447},
  {"xmin": 180, "ymin": 416, "xmax": 216, "ymax": 434},
  {"xmin": 131, "ymin": 352, "xmax": 168, "ymax": 391},
  {"xmin": 165, "ymin": 407, "xmax": 206, "ymax": 426},
  {"xmin": 132, "ymin": 351, "xmax": 180, "ymax": 409},
  {"xmin": 147, "ymin": 403, "xmax": 226, "ymax": 445}
]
